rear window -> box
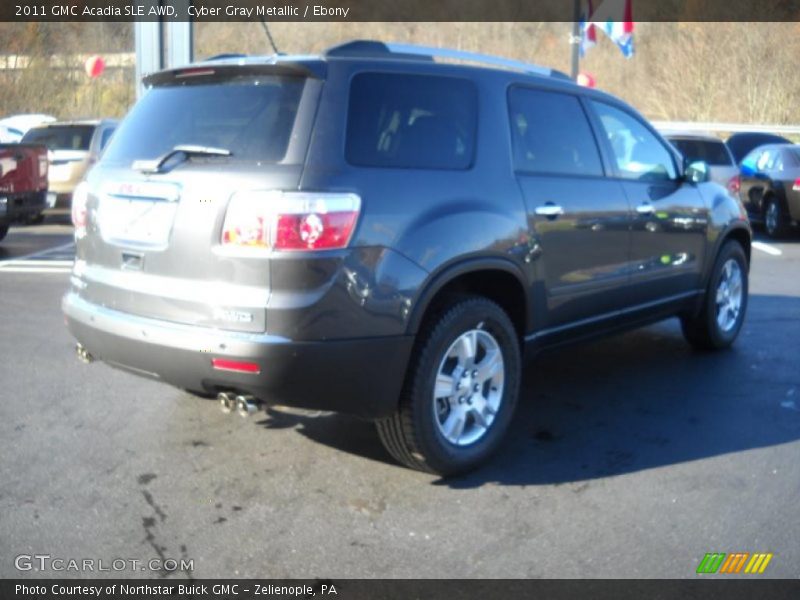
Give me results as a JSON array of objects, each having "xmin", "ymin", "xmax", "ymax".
[
  {"xmin": 102, "ymin": 76, "xmax": 305, "ymax": 166},
  {"xmin": 22, "ymin": 125, "xmax": 94, "ymax": 151},
  {"xmin": 345, "ymin": 73, "xmax": 477, "ymax": 170},
  {"xmin": 669, "ymin": 138, "xmax": 733, "ymax": 166}
]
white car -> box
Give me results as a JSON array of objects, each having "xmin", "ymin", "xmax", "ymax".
[{"xmin": 0, "ymin": 114, "xmax": 57, "ymax": 143}]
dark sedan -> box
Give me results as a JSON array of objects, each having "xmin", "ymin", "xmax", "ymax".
[
  {"xmin": 739, "ymin": 143, "xmax": 800, "ymax": 238},
  {"xmin": 727, "ymin": 132, "xmax": 791, "ymax": 164}
]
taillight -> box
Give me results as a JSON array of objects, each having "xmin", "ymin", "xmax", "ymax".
[
  {"xmin": 221, "ymin": 191, "xmax": 361, "ymax": 252},
  {"xmin": 727, "ymin": 175, "xmax": 740, "ymax": 196},
  {"xmin": 71, "ymin": 181, "xmax": 89, "ymax": 237},
  {"xmin": 793, "ymin": 178, "xmax": 800, "ymax": 192}
]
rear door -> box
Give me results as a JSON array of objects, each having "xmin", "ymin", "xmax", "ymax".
[
  {"xmin": 75, "ymin": 69, "xmax": 321, "ymax": 333},
  {"xmin": 588, "ymin": 100, "xmax": 709, "ymax": 305},
  {"xmin": 509, "ymin": 86, "xmax": 632, "ymax": 328}
]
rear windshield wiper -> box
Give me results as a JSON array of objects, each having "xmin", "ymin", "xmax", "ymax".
[{"xmin": 132, "ymin": 144, "xmax": 232, "ymax": 174}]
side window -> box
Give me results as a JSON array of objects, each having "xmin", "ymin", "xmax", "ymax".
[
  {"xmin": 591, "ymin": 101, "xmax": 677, "ymax": 182},
  {"xmin": 508, "ymin": 88, "xmax": 603, "ymax": 177},
  {"xmin": 756, "ymin": 149, "xmax": 774, "ymax": 171},
  {"xmin": 345, "ymin": 73, "xmax": 477, "ymax": 170}
]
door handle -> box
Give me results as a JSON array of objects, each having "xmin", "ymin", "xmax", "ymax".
[
  {"xmin": 636, "ymin": 202, "xmax": 655, "ymax": 215},
  {"xmin": 534, "ymin": 203, "xmax": 564, "ymax": 218}
]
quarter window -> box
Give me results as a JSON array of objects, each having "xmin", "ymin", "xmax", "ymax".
[
  {"xmin": 508, "ymin": 88, "xmax": 603, "ymax": 177},
  {"xmin": 591, "ymin": 101, "xmax": 677, "ymax": 181}
]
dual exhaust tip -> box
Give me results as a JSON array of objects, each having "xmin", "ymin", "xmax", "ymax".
[
  {"xmin": 218, "ymin": 392, "xmax": 260, "ymax": 417},
  {"xmin": 75, "ymin": 344, "xmax": 260, "ymax": 418},
  {"xmin": 75, "ymin": 343, "xmax": 94, "ymax": 364}
]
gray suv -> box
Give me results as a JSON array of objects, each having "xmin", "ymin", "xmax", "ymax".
[{"xmin": 64, "ymin": 41, "xmax": 752, "ymax": 475}]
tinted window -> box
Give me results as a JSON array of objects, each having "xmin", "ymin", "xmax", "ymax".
[
  {"xmin": 22, "ymin": 125, "xmax": 94, "ymax": 151},
  {"xmin": 669, "ymin": 138, "xmax": 733, "ymax": 166},
  {"xmin": 102, "ymin": 76, "xmax": 305, "ymax": 165},
  {"xmin": 591, "ymin": 101, "xmax": 677, "ymax": 181},
  {"xmin": 346, "ymin": 73, "xmax": 477, "ymax": 170},
  {"xmin": 508, "ymin": 88, "xmax": 603, "ymax": 177}
]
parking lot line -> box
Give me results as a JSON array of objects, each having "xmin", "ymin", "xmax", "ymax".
[
  {"xmin": 0, "ymin": 266, "xmax": 72, "ymax": 273},
  {"xmin": 0, "ymin": 241, "xmax": 75, "ymax": 262},
  {"xmin": 752, "ymin": 241, "xmax": 783, "ymax": 256},
  {"xmin": 0, "ymin": 259, "xmax": 74, "ymax": 266}
]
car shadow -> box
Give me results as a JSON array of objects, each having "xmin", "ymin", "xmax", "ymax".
[{"xmin": 254, "ymin": 293, "xmax": 800, "ymax": 488}]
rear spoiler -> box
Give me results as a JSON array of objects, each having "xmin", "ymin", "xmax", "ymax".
[{"xmin": 143, "ymin": 60, "xmax": 325, "ymax": 87}]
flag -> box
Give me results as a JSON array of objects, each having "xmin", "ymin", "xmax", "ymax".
[
  {"xmin": 579, "ymin": 0, "xmax": 597, "ymax": 58},
  {"xmin": 591, "ymin": 0, "xmax": 635, "ymax": 58}
]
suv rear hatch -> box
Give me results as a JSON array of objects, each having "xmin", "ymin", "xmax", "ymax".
[{"xmin": 73, "ymin": 63, "xmax": 324, "ymax": 333}]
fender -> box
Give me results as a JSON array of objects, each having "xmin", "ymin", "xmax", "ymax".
[{"xmin": 406, "ymin": 256, "xmax": 531, "ymax": 335}]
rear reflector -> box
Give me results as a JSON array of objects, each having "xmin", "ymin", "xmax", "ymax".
[
  {"xmin": 793, "ymin": 178, "xmax": 800, "ymax": 192},
  {"xmin": 211, "ymin": 358, "xmax": 261, "ymax": 374}
]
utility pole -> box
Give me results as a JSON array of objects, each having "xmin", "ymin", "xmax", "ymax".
[
  {"xmin": 570, "ymin": 0, "xmax": 582, "ymax": 80},
  {"xmin": 134, "ymin": 0, "xmax": 193, "ymax": 98}
]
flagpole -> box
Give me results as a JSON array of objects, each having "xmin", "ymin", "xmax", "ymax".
[{"xmin": 570, "ymin": 0, "xmax": 581, "ymax": 80}]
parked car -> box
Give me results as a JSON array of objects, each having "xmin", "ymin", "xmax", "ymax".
[
  {"xmin": 0, "ymin": 142, "xmax": 49, "ymax": 240},
  {"xmin": 738, "ymin": 143, "xmax": 800, "ymax": 238},
  {"xmin": 21, "ymin": 119, "xmax": 117, "ymax": 209},
  {"xmin": 0, "ymin": 114, "xmax": 56, "ymax": 143},
  {"xmin": 664, "ymin": 133, "xmax": 740, "ymax": 197},
  {"xmin": 63, "ymin": 41, "xmax": 752, "ymax": 475},
  {"xmin": 726, "ymin": 132, "xmax": 791, "ymax": 164}
]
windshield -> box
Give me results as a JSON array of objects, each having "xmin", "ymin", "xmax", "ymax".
[
  {"xmin": 22, "ymin": 125, "xmax": 94, "ymax": 151},
  {"xmin": 102, "ymin": 76, "xmax": 306, "ymax": 166},
  {"xmin": 670, "ymin": 138, "xmax": 733, "ymax": 166}
]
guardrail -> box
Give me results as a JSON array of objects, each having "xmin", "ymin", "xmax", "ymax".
[{"xmin": 653, "ymin": 121, "xmax": 800, "ymax": 136}]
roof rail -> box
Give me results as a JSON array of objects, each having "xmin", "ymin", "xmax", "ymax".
[{"xmin": 325, "ymin": 40, "xmax": 566, "ymax": 79}]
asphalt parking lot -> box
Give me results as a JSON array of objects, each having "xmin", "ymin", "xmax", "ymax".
[{"xmin": 1, "ymin": 219, "xmax": 798, "ymax": 579}]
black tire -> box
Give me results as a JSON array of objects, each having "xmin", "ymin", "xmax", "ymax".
[
  {"xmin": 376, "ymin": 296, "xmax": 521, "ymax": 476},
  {"xmin": 0, "ymin": 224, "xmax": 8, "ymax": 242},
  {"xmin": 763, "ymin": 196, "xmax": 788, "ymax": 239},
  {"xmin": 681, "ymin": 241, "xmax": 748, "ymax": 351}
]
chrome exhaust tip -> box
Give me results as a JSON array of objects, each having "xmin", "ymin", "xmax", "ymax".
[
  {"xmin": 235, "ymin": 395, "xmax": 259, "ymax": 417},
  {"xmin": 218, "ymin": 392, "xmax": 236, "ymax": 413},
  {"xmin": 75, "ymin": 343, "xmax": 94, "ymax": 364}
]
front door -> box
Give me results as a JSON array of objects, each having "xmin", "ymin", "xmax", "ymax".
[{"xmin": 588, "ymin": 100, "xmax": 709, "ymax": 306}]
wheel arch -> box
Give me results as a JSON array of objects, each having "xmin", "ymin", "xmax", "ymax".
[
  {"xmin": 407, "ymin": 258, "xmax": 530, "ymax": 342},
  {"xmin": 721, "ymin": 225, "xmax": 752, "ymax": 268}
]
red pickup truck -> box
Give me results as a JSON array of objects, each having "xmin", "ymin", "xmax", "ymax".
[{"xmin": 0, "ymin": 143, "xmax": 49, "ymax": 241}]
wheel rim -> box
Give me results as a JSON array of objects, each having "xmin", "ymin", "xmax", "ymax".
[
  {"xmin": 433, "ymin": 328, "xmax": 505, "ymax": 447},
  {"xmin": 765, "ymin": 202, "xmax": 778, "ymax": 234},
  {"xmin": 715, "ymin": 259, "xmax": 744, "ymax": 333}
]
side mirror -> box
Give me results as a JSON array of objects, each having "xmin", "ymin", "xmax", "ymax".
[{"xmin": 684, "ymin": 159, "xmax": 710, "ymax": 183}]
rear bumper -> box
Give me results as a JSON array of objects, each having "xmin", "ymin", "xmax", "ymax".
[
  {"xmin": 0, "ymin": 190, "xmax": 47, "ymax": 224},
  {"xmin": 63, "ymin": 292, "xmax": 412, "ymax": 419}
]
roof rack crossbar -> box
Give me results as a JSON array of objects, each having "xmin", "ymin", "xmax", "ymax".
[{"xmin": 383, "ymin": 43, "xmax": 553, "ymax": 77}]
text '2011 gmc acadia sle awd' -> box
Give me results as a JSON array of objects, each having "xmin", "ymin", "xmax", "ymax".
[{"xmin": 64, "ymin": 41, "xmax": 751, "ymax": 475}]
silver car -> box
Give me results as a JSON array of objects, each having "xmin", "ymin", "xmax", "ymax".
[{"xmin": 665, "ymin": 133, "xmax": 740, "ymax": 197}]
